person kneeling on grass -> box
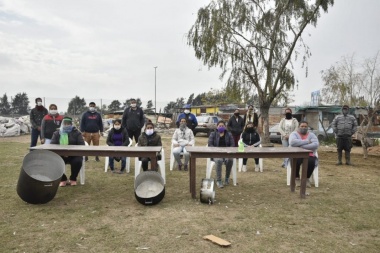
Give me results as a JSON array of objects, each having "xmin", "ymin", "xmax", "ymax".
[
  {"xmin": 138, "ymin": 122, "xmax": 162, "ymax": 171},
  {"xmin": 289, "ymin": 120, "xmax": 319, "ymax": 188},
  {"xmin": 106, "ymin": 119, "xmax": 130, "ymax": 174},
  {"xmin": 51, "ymin": 117, "xmax": 85, "ymax": 187}
]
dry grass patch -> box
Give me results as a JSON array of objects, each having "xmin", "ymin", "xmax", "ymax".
[{"xmin": 0, "ymin": 133, "xmax": 379, "ymax": 252}]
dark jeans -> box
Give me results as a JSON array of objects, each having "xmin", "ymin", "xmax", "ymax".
[
  {"xmin": 61, "ymin": 156, "xmax": 83, "ymax": 182},
  {"xmin": 243, "ymin": 158, "xmax": 259, "ymax": 165},
  {"xmin": 294, "ymin": 156, "xmax": 316, "ymax": 179},
  {"xmin": 127, "ymin": 129, "xmax": 141, "ymax": 143},
  {"xmin": 108, "ymin": 157, "xmax": 126, "ymax": 170},
  {"xmin": 336, "ymin": 137, "xmax": 352, "ymax": 152},
  {"xmin": 232, "ymin": 134, "xmax": 240, "ymax": 147},
  {"xmin": 140, "ymin": 155, "xmax": 161, "ymax": 171},
  {"xmin": 30, "ymin": 128, "xmax": 41, "ymax": 147}
]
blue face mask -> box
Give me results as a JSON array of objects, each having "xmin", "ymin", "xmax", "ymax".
[
  {"xmin": 217, "ymin": 126, "xmax": 226, "ymax": 133},
  {"xmin": 62, "ymin": 125, "xmax": 73, "ymax": 133}
]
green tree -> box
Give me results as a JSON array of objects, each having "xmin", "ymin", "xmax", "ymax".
[
  {"xmin": 186, "ymin": 93, "xmax": 195, "ymax": 105},
  {"xmin": 108, "ymin": 100, "xmax": 122, "ymax": 112},
  {"xmin": 11, "ymin": 92, "xmax": 29, "ymax": 115},
  {"xmin": 188, "ymin": 0, "xmax": 333, "ymax": 143},
  {"xmin": 0, "ymin": 93, "xmax": 11, "ymax": 115},
  {"xmin": 67, "ymin": 96, "xmax": 87, "ymax": 116}
]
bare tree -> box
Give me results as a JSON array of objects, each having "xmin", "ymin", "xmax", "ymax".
[{"xmin": 361, "ymin": 51, "xmax": 380, "ymax": 107}]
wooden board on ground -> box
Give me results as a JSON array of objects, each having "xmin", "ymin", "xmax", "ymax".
[{"xmin": 203, "ymin": 234, "xmax": 231, "ymax": 247}]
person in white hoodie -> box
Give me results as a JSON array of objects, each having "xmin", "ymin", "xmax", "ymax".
[
  {"xmin": 171, "ymin": 118, "xmax": 195, "ymax": 171},
  {"xmin": 289, "ymin": 120, "xmax": 319, "ymax": 188},
  {"xmin": 278, "ymin": 108, "xmax": 299, "ymax": 168}
]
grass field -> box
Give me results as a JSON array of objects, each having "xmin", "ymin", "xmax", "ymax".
[{"xmin": 0, "ymin": 133, "xmax": 379, "ymax": 253}]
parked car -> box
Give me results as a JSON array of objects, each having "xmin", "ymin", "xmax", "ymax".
[
  {"xmin": 269, "ymin": 124, "xmax": 282, "ymax": 143},
  {"xmin": 193, "ymin": 115, "xmax": 222, "ymax": 137},
  {"xmin": 269, "ymin": 123, "xmax": 334, "ymax": 143}
]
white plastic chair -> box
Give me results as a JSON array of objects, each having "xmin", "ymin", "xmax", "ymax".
[
  {"xmin": 206, "ymin": 158, "xmax": 237, "ymax": 186},
  {"xmin": 104, "ymin": 138, "xmax": 133, "ymax": 173},
  {"xmin": 238, "ymin": 144, "xmax": 264, "ymax": 172},
  {"xmin": 169, "ymin": 143, "xmax": 194, "ymax": 170},
  {"xmin": 287, "ymin": 152, "xmax": 319, "ymax": 187},
  {"xmin": 134, "ymin": 145, "xmax": 166, "ymax": 184}
]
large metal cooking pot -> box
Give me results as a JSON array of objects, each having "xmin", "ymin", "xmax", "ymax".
[
  {"xmin": 200, "ymin": 178, "xmax": 215, "ymax": 204},
  {"xmin": 17, "ymin": 150, "xmax": 65, "ymax": 204},
  {"xmin": 134, "ymin": 171, "xmax": 165, "ymax": 205}
]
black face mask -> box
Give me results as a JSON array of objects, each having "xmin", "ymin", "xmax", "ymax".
[
  {"xmin": 285, "ymin": 113, "xmax": 292, "ymax": 119},
  {"xmin": 246, "ymin": 127, "xmax": 254, "ymax": 133}
]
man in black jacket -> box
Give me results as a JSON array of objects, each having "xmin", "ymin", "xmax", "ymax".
[
  {"xmin": 29, "ymin": 97, "xmax": 48, "ymax": 147},
  {"xmin": 122, "ymin": 98, "xmax": 145, "ymax": 143}
]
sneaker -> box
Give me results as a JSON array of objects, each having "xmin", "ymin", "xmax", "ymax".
[
  {"xmin": 242, "ymin": 165, "xmax": 247, "ymax": 172},
  {"xmin": 69, "ymin": 180, "xmax": 77, "ymax": 186},
  {"xmin": 119, "ymin": 169, "xmax": 126, "ymax": 174},
  {"xmin": 281, "ymin": 164, "xmax": 285, "ymax": 168},
  {"xmin": 255, "ymin": 164, "xmax": 260, "ymax": 172},
  {"xmin": 216, "ymin": 180, "xmax": 224, "ymax": 188},
  {"xmin": 224, "ymin": 178, "xmax": 229, "ymax": 186},
  {"xmin": 95, "ymin": 157, "xmax": 100, "ymax": 162},
  {"xmin": 295, "ymin": 178, "xmax": 301, "ymax": 187},
  {"xmin": 306, "ymin": 179, "xmax": 311, "ymax": 188},
  {"xmin": 85, "ymin": 157, "xmax": 88, "ymax": 162},
  {"xmin": 59, "ymin": 181, "xmax": 67, "ymax": 187},
  {"xmin": 178, "ymin": 164, "xmax": 182, "ymax": 171},
  {"xmin": 184, "ymin": 165, "xmax": 188, "ymax": 171}
]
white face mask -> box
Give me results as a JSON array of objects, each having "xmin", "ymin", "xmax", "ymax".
[
  {"xmin": 145, "ymin": 129, "xmax": 154, "ymax": 135},
  {"xmin": 49, "ymin": 110, "xmax": 57, "ymax": 115},
  {"xmin": 184, "ymin": 109, "xmax": 190, "ymax": 114},
  {"xmin": 89, "ymin": 107, "xmax": 96, "ymax": 112},
  {"xmin": 131, "ymin": 103, "xmax": 137, "ymax": 108},
  {"xmin": 37, "ymin": 102, "xmax": 42, "ymax": 106},
  {"xmin": 114, "ymin": 125, "xmax": 121, "ymax": 130}
]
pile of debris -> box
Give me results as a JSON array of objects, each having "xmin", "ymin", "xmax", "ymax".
[{"xmin": 0, "ymin": 116, "xmax": 31, "ymax": 137}]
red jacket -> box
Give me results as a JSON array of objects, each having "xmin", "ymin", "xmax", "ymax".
[{"xmin": 41, "ymin": 114, "xmax": 64, "ymax": 139}]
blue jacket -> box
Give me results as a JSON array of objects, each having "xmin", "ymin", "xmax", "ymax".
[
  {"xmin": 80, "ymin": 111, "xmax": 104, "ymax": 133},
  {"xmin": 176, "ymin": 112, "xmax": 198, "ymax": 130}
]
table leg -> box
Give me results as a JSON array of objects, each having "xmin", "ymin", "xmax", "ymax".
[
  {"xmin": 151, "ymin": 155, "xmax": 157, "ymax": 170},
  {"xmin": 190, "ymin": 156, "xmax": 196, "ymax": 199},
  {"xmin": 290, "ymin": 158, "xmax": 296, "ymax": 192},
  {"xmin": 300, "ymin": 157, "xmax": 308, "ymax": 198}
]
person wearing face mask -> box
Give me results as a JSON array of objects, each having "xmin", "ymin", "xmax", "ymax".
[
  {"xmin": 106, "ymin": 119, "xmax": 130, "ymax": 173},
  {"xmin": 278, "ymin": 108, "xmax": 299, "ymax": 168},
  {"xmin": 122, "ymin": 98, "xmax": 145, "ymax": 144},
  {"xmin": 289, "ymin": 120, "xmax": 319, "ymax": 188},
  {"xmin": 208, "ymin": 120, "xmax": 235, "ymax": 188},
  {"xmin": 80, "ymin": 102, "xmax": 104, "ymax": 162},
  {"xmin": 243, "ymin": 104, "xmax": 259, "ymax": 127},
  {"xmin": 172, "ymin": 118, "xmax": 195, "ymax": 171},
  {"xmin": 29, "ymin": 97, "xmax": 48, "ymax": 147},
  {"xmin": 332, "ymin": 105, "xmax": 358, "ymax": 165},
  {"xmin": 240, "ymin": 122, "xmax": 261, "ymax": 172},
  {"xmin": 138, "ymin": 122, "xmax": 162, "ymax": 171},
  {"xmin": 51, "ymin": 117, "xmax": 85, "ymax": 187},
  {"xmin": 41, "ymin": 104, "xmax": 63, "ymax": 144},
  {"xmin": 227, "ymin": 109, "xmax": 245, "ymax": 147},
  {"xmin": 175, "ymin": 104, "xmax": 198, "ymax": 133}
]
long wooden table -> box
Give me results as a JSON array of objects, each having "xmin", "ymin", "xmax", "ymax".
[
  {"xmin": 186, "ymin": 146, "xmax": 311, "ymax": 199},
  {"xmin": 30, "ymin": 145, "xmax": 161, "ymax": 184}
]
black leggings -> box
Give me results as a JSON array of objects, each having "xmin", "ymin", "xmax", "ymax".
[
  {"xmin": 61, "ymin": 156, "xmax": 83, "ymax": 181},
  {"xmin": 295, "ymin": 156, "xmax": 316, "ymax": 179}
]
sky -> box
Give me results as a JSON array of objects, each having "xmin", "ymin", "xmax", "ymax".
[{"xmin": 0, "ymin": 0, "xmax": 379, "ymax": 112}]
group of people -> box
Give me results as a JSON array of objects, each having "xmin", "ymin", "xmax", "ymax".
[{"xmin": 29, "ymin": 97, "xmax": 357, "ymax": 189}]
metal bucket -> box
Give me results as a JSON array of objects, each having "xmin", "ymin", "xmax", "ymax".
[
  {"xmin": 17, "ymin": 150, "xmax": 65, "ymax": 204},
  {"xmin": 134, "ymin": 171, "xmax": 165, "ymax": 205},
  {"xmin": 200, "ymin": 178, "xmax": 215, "ymax": 204}
]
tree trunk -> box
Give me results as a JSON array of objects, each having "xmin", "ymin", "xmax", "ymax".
[{"xmin": 259, "ymin": 104, "xmax": 273, "ymax": 146}]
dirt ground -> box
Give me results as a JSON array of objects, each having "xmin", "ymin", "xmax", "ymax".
[{"xmin": 1, "ymin": 133, "xmax": 379, "ymax": 252}]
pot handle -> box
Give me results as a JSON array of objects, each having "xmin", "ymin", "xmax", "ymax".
[{"xmin": 145, "ymin": 199, "xmax": 153, "ymax": 205}]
